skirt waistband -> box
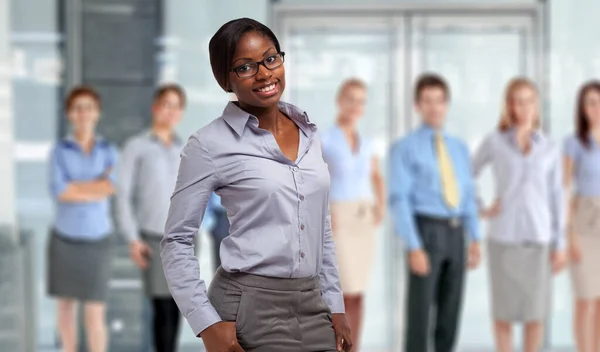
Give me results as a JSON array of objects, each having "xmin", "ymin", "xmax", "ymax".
[{"xmin": 215, "ymin": 266, "xmax": 319, "ymax": 291}]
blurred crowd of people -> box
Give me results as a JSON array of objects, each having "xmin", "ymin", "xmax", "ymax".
[{"xmin": 45, "ymin": 19, "xmax": 600, "ymax": 352}]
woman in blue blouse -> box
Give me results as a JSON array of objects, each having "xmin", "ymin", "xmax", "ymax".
[
  {"xmin": 473, "ymin": 78, "xmax": 566, "ymax": 352},
  {"xmin": 321, "ymin": 78, "xmax": 385, "ymax": 349},
  {"xmin": 48, "ymin": 86, "xmax": 118, "ymax": 352},
  {"xmin": 564, "ymin": 81, "xmax": 600, "ymax": 352}
]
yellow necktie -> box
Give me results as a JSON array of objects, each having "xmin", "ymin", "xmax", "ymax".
[{"xmin": 435, "ymin": 133, "xmax": 460, "ymax": 208}]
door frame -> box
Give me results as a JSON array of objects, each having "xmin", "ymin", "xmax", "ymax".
[{"xmin": 271, "ymin": 3, "xmax": 549, "ymax": 350}]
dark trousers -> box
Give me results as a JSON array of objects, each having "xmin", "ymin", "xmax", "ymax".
[
  {"xmin": 405, "ymin": 215, "xmax": 466, "ymax": 352},
  {"xmin": 210, "ymin": 209, "xmax": 230, "ymax": 270},
  {"xmin": 152, "ymin": 297, "xmax": 181, "ymax": 352}
]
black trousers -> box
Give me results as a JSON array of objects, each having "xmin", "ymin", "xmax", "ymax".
[
  {"xmin": 405, "ymin": 215, "xmax": 466, "ymax": 352},
  {"xmin": 152, "ymin": 298, "xmax": 181, "ymax": 352},
  {"xmin": 210, "ymin": 209, "xmax": 230, "ymax": 270}
]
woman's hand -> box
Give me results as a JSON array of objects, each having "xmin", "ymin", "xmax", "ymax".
[
  {"xmin": 373, "ymin": 202, "xmax": 385, "ymax": 226},
  {"xmin": 332, "ymin": 313, "xmax": 353, "ymax": 351},
  {"xmin": 568, "ymin": 236, "xmax": 583, "ymax": 264},
  {"xmin": 551, "ymin": 250, "xmax": 568, "ymax": 275},
  {"xmin": 480, "ymin": 199, "xmax": 501, "ymax": 219},
  {"xmin": 200, "ymin": 322, "xmax": 244, "ymax": 352}
]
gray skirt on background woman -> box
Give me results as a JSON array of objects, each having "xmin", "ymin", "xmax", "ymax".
[
  {"xmin": 488, "ymin": 239, "xmax": 552, "ymax": 322},
  {"xmin": 47, "ymin": 229, "xmax": 112, "ymax": 302}
]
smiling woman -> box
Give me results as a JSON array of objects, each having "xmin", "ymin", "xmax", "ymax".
[{"xmin": 160, "ymin": 18, "xmax": 353, "ymax": 352}]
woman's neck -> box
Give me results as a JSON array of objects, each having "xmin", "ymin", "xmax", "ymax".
[
  {"xmin": 514, "ymin": 125, "xmax": 533, "ymax": 153},
  {"xmin": 336, "ymin": 116, "xmax": 357, "ymax": 135},
  {"xmin": 74, "ymin": 130, "xmax": 94, "ymax": 153},
  {"xmin": 239, "ymin": 102, "xmax": 281, "ymax": 132},
  {"xmin": 590, "ymin": 125, "xmax": 600, "ymax": 144}
]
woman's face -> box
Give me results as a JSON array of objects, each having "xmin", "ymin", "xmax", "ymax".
[
  {"xmin": 67, "ymin": 95, "xmax": 100, "ymax": 134},
  {"xmin": 228, "ymin": 31, "xmax": 285, "ymax": 109},
  {"xmin": 337, "ymin": 86, "xmax": 367, "ymax": 124},
  {"xmin": 583, "ymin": 88, "xmax": 600, "ymax": 128},
  {"xmin": 510, "ymin": 86, "xmax": 538, "ymax": 129}
]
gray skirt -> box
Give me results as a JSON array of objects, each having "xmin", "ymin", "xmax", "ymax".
[
  {"xmin": 140, "ymin": 233, "xmax": 170, "ymax": 297},
  {"xmin": 488, "ymin": 240, "xmax": 552, "ymax": 322},
  {"xmin": 47, "ymin": 229, "xmax": 112, "ymax": 302},
  {"xmin": 208, "ymin": 267, "xmax": 337, "ymax": 352}
]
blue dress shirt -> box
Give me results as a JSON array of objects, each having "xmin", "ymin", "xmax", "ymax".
[
  {"xmin": 389, "ymin": 125, "xmax": 481, "ymax": 250},
  {"xmin": 49, "ymin": 136, "xmax": 118, "ymax": 240},
  {"xmin": 321, "ymin": 125, "xmax": 374, "ymax": 201},
  {"xmin": 564, "ymin": 135, "xmax": 600, "ymax": 196}
]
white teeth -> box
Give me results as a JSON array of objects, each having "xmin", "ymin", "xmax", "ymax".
[{"xmin": 257, "ymin": 84, "xmax": 276, "ymax": 93}]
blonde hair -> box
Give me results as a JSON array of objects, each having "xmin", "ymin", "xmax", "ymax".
[
  {"xmin": 498, "ymin": 77, "xmax": 541, "ymax": 131},
  {"xmin": 337, "ymin": 78, "xmax": 367, "ymax": 100}
]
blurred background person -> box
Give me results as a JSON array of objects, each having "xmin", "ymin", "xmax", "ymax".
[
  {"xmin": 47, "ymin": 86, "xmax": 118, "ymax": 352},
  {"xmin": 564, "ymin": 80, "xmax": 600, "ymax": 352},
  {"xmin": 389, "ymin": 73, "xmax": 482, "ymax": 352},
  {"xmin": 321, "ymin": 78, "xmax": 384, "ymax": 350},
  {"xmin": 116, "ymin": 84, "xmax": 186, "ymax": 352},
  {"xmin": 473, "ymin": 77, "xmax": 567, "ymax": 352},
  {"xmin": 206, "ymin": 192, "xmax": 230, "ymax": 272}
]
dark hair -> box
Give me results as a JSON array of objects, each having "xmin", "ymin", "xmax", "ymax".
[
  {"xmin": 65, "ymin": 85, "xmax": 101, "ymax": 110},
  {"xmin": 414, "ymin": 73, "xmax": 450, "ymax": 102},
  {"xmin": 209, "ymin": 18, "xmax": 281, "ymax": 92},
  {"xmin": 153, "ymin": 83, "xmax": 186, "ymax": 107},
  {"xmin": 576, "ymin": 80, "xmax": 600, "ymax": 148}
]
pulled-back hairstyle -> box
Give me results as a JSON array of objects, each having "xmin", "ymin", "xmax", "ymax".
[{"xmin": 208, "ymin": 18, "xmax": 281, "ymax": 92}]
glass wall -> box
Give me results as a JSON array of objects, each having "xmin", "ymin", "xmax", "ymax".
[{"xmin": 10, "ymin": 0, "xmax": 63, "ymax": 348}]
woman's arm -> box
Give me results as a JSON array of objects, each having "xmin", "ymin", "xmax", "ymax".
[
  {"xmin": 160, "ymin": 135, "xmax": 221, "ymax": 337},
  {"xmin": 371, "ymin": 156, "xmax": 385, "ymax": 223},
  {"xmin": 49, "ymin": 146, "xmax": 115, "ymax": 203},
  {"xmin": 471, "ymin": 134, "xmax": 497, "ymax": 218},
  {"xmin": 549, "ymin": 149, "xmax": 567, "ymax": 250}
]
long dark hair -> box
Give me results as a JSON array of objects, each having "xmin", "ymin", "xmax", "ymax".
[{"xmin": 576, "ymin": 80, "xmax": 600, "ymax": 148}]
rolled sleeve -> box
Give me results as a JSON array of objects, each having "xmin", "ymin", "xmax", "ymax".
[
  {"xmin": 106, "ymin": 145, "xmax": 119, "ymax": 186},
  {"xmin": 161, "ymin": 135, "xmax": 221, "ymax": 336},
  {"xmin": 116, "ymin": 140, "xmax": 140, "ymax": 242},
  {"xmin": 49, "ymin": 146, "xmax": 68, "ymax": 199},
  {"xmin": 388, "ymin": 141, "xmax": 421, "ymax": 250},
  {"xmin": 549, "ymin": 147, "xmax": 566, "ymax": 250}
]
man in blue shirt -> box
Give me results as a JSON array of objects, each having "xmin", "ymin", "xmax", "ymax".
[{"xmin": 389, "ymin": 74, "xmax": 482, "ymax": 352}]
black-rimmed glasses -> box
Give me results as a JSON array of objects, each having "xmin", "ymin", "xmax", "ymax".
[{"xmin": 231, "ymin": 52, "xmax": 285, "ymax": 78}]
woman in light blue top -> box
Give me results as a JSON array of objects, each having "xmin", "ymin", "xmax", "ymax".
[
  {"xmin": 564, "ymin": 81, "xmax": 600, "ymax": 352},
  {"xmin": 473, "ymin": 78, "xmax": 566, "ymax": 352},
  {"xmin": 48, "ymin": 86, "xmax": 118, "ymax": 352},
  {"xmin": 321, "ymin": 78, "xmax": 385, "ymax": 349}
]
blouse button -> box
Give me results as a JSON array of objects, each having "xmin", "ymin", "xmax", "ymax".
[{"xmin": 300, "ymin": 224, "xmax": 305, "ymax": 231}]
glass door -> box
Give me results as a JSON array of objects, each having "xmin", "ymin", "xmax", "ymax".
[
  {"xmin": 408, "ymin": 14, "xmax": 541, "ymax": 350},
  {"xmin": 281, "ymin": 18, "xmax": 397, "ymax": 351},
  {"xmin": 275, "ymin": 4, "xmax": 546, "ymax": 351}
]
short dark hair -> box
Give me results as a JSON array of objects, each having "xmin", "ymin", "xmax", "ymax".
[
  {"xmin": 209, "ymin": 18, "xmax": 281, "ymax": 92},
  {"xmin": 153, "ymin": 83, "xmax": 186, "ymax": 107},
  {"xmin": 576, "ymin": 80, "xmax": 600, "ymax": 148},
  {"xmin": 65, "ymin": 85, "xmax": 101, "ymax": 110},
  {"xmin": 414, "ymin": 73, "xmax": 450, "ymax": 102}
]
